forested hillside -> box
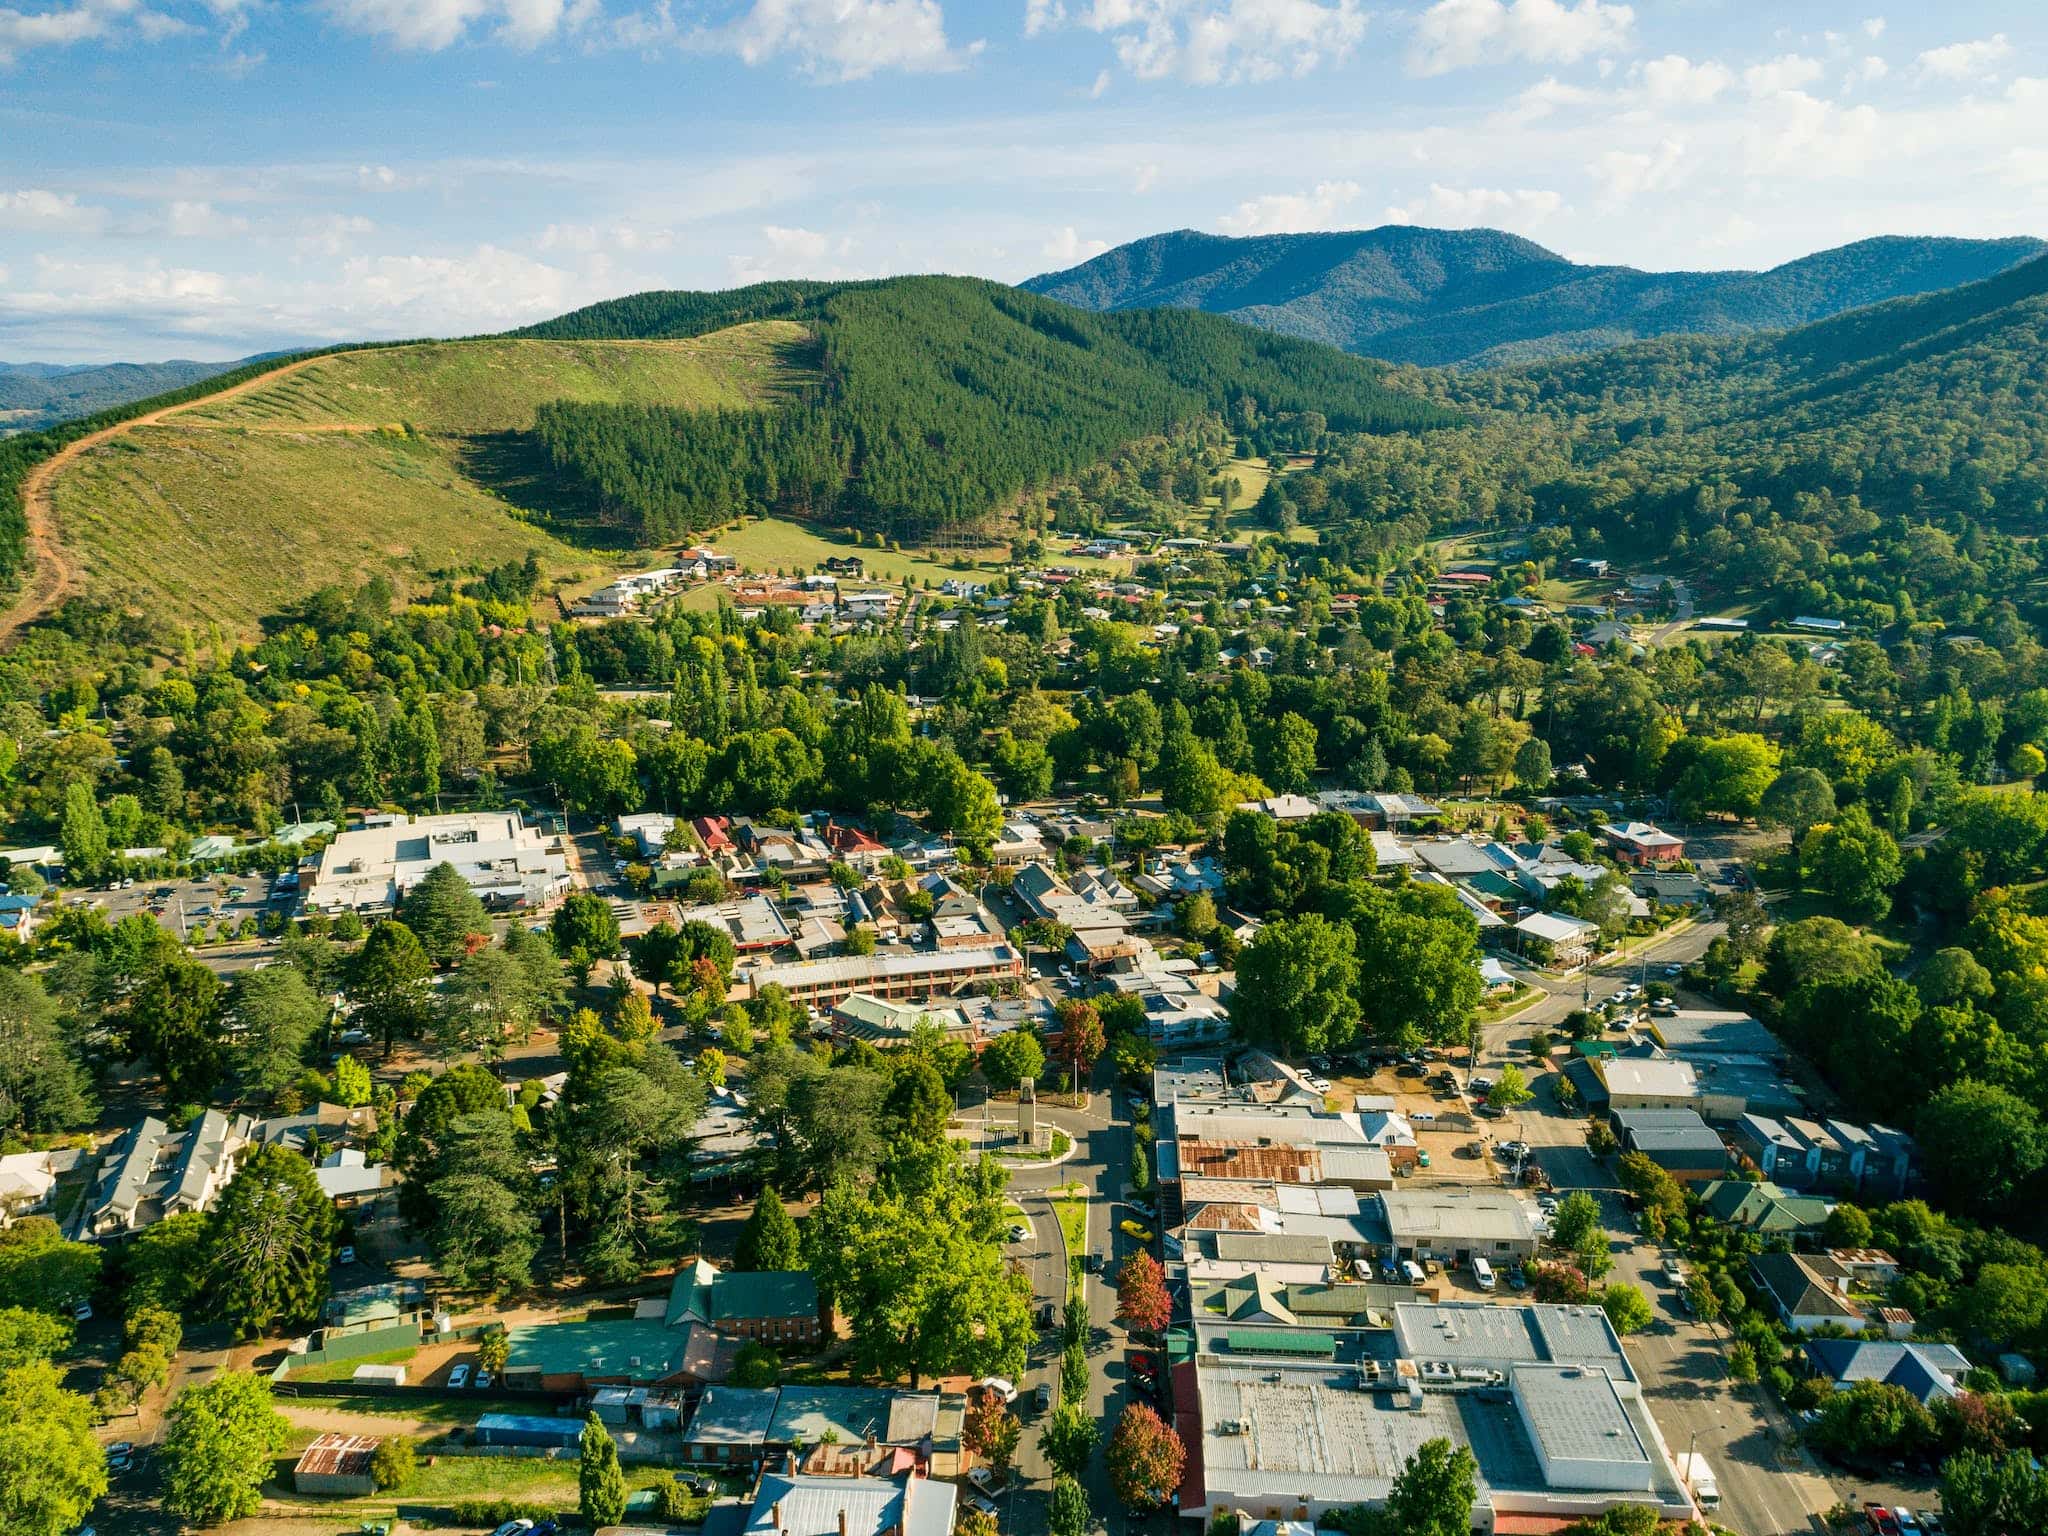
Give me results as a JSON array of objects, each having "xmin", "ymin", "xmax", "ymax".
[
  {"xmin": 1024, "ymin": 225, "xmax": 2046, "ymax": 365},
  {"xmin": 1305, "ymin": 251, "xmax": 2048, "ymax": 627},
  {"xmin": 522, "ymin": 275, "xmax": 1455, "ymax": 542}
]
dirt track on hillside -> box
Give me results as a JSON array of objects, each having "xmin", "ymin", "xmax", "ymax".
[{"xmin": 0, "ymin": 349, "xmax": 374, "ymax": 641}]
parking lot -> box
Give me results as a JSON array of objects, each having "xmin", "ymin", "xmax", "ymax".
[{"xmin": 79, "ymin": 869, "xmax": 282, "ymax": 938}]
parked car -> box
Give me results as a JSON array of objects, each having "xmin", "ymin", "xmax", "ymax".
[
  {"xmin": 449, "ymin": 1363, "xmax": 472, "ymax": 1389},
  {"xmin": 1863, "ymin": 1508, "xmax": 1900, "ymax": 1536},
  {"xmin": 1469, "ymin": 1076, "xmax": 1495, "ymax": 1097},
  {"xmin": 475, "ymin": 1370, "xmax": 494, "ymax": 1390},
  {"xmin": 490, "ymin": 1522, "xmax": 535, "ymax": 1536},
  {"xmin": 1085, "ymin": 1250, "xmax": 1105, "ymax": 1273},
  {"xmin": 1033, "ymin": 1382, "xmax": 1052, "ymax": 1412},
  {"xmin": 336, "ymin": 1245, "xmax": 357, "ymax": 1265},
  {"xmin": 980, "ymin": 1377, "xmax": 1018, "ymax": 1404},
  {"xmin": 967, "ymin": 1467, "xmax": 999, "ymax": 1491},
  {"xmin": 1119, "ymin": 1219, "xmax": 1155, "ymax": 1243},
  {"xmin": 71, "ymin": 1301, "xmax": 92, "ymax": 1322},
  {"xmin": 1038, "ymin": 1303, "xmax": 1055, "ymax": 1330},
  {"xmin": 969, "ymin": 1493, "xmax": 1000, "ymax": 1518}
]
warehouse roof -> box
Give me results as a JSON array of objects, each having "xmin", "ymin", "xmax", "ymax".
[{"xmin": 1513, "ymin": 1363, "xmax": 1649, "ymax": 1469}]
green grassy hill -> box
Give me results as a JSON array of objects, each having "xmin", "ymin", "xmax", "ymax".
[{"xmin": 40, "ymin": 323, "xmax": 808, "ymax": 634}]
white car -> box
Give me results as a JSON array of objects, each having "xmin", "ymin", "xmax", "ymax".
[
  {"xmin": 968, "ymin": 1493, "xmax": 1000, "ymax": 1519},
  {"xmin": 476, "ymin": 1370, "xmax": 495, "ymax": 1391},
  {"xmin": 490, "ymin": 1522, "xmax": 535, "ymax": 1536},
  {"xmin": 448, "ymin": 1363, "xmax": 472, "ymax": 1389},
  {"xmin": 967, "ymin": 1466, "xmax": 999, "ymax": 1491},
  {"xmin": 979, "ymin": 1376, "xmax": 1018, "ymax": 1404}
]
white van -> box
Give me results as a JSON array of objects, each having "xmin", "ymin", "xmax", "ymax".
[
  {"xmin": 1402, "ymin": 1260, "xmax": 1425, "ymax": 1285},
  {"xmin": 1471, "ymin": 1256, "xmax": 1497, "ymax": 1291}
]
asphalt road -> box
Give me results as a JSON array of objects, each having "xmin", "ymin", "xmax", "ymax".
[
  {"xmin": 1469, "ymin": 915, "xmax": 1841, "ymax": 1536},
  {"xmin": 990, "ymin": 1076, "xmax": 1153, "ymax": 1536}
]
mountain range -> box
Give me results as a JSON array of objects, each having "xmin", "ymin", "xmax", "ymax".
[
  {"xmin": 1022, "ymin": 226, "xmax": 2048, "ymax": 366},
  {"xmin": 0, "ymin": 356, "xmax": 276, "ymax": 435}
]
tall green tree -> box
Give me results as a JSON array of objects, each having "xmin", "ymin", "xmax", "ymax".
[
  {"xmin": 348, "ymin": 918, "xmax": 435, "ymax": 1056},
  {"xmin": 0, "ymin": 968, "xmax": 92, "ymax": 1136},
  {"xmin": 398, "ymin": 861, "xmax": 489, "ymax": 964},
  {"xmin": 553, "ymin": 891, "xmax": 622, "ymax": 963},
  {"xmin": 205, "ymin": 1146, "xmax": 339, "ymax": 1338},
  {"xmin": 118, "ymin": 953, "xmax": 225, "ymax": 1105},
  {"xmin": 579, "ymin": 1412, "xmax": 629, "ymax": 1526},
  {"xmin": 57, "ymin": 781, "xmax": 109, "ymax": 883},
  {"xmin": 1379, "ymin": 1437, "xmax": 1479, "ymax": 1536},
  {"xmin": 1231, "ymin": 912, "xmax": 1360, "ymax": 1054},
  {"xmin": 1048, "ymin": 1476, "xmax": 1091, "ymax": 1536},
  {"xmin": 225, "ymin": 965, "xmax": 323, "ymax": 1101},
  {"xmin": 0, "ymin": 1360, "xmax": 106, "ymax": 1536},
  {"xmin": 161, "ymin": 1370, "xmax": 291, "ymax": 1527},
  {"xmin": 735, "ymin": 1186, "xmax": 802, "ymax": 1271},
  {"xmin": 0, "ymin": 1216, "xmax": 101, "ymax": 1314},
  {"xmin": 1042, "ymin": 1401, "xmax": 1100, "ymax": 1479}
]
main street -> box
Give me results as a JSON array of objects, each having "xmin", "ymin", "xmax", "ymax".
[{"xmin": 976, "ymin": 1075, "xmax": 1146, "ymax": 1536}]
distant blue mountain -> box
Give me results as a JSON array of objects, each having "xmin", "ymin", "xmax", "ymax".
[{"xmin": 1022, "ymin": 226, "xmax": 2048, "ymax": 366}]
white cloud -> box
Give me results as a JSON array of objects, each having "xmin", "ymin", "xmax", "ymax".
[
  {"xmin": 720, "ymin": 0, "xmax": 977, "ymax": 80},
  {"xmin": 296, "ymin": 213, "xmax": 375, "ymax": 257},
  {"xmin": 1498, "ymin": 74, "xmax": 1597, "ymax": 122},
  {"xmin": 1740, "ymin": 89, "xmax": 1881, "ymax": 178},
  {"xmin": 1743, "ymin": 54, "xmax": 1822, "ymax": 96},
  {"xmin": 1133, "ymin": 162, "xmax": 1160, "ymax": 194},
  {"xmin": 163, "ymin": 200, "xmax": 250, "ymax": 238},
  {"xmin": 1862, "ymin": 17, "xmax": 1884, "ymax": 39},
  {"xmin": 538, "ymin": 220, "xmax": 674, "ymax": 254},
  {"xmin": 1638, "ymin": 53, "xmax": 1729, "ymax": 106},
  {"xmin": 1408, "ymin": 0, "xmax": 1632, "ymax": 78},
  {"xmin": 1219, "ymin": 177, "xmax": 1359, "ymax": 235},
  {"xmin": 1916, "ymin": 34, "xmax": 2009, "ymax": 84},
  {"xmin": 1024, "ymin": 0, "xmax": 1062, "ymax": 36},
  {"xmin": 1075, "ymin": 0, "xmax": 1368, "ymax": 87},
  {"xmin": 0, "ymin": 188, "xmax": 110, "ymax": 234},
  {"xmin": 728, "ymin": 223, "xmax": 870, "ymax": 281},
  {"xmin": 0, "ymin": 0, "xmax": 184, "ymax": 64},
  {"xmin": 1041, "ymin": 226, "xmax": 1109, "ymax": 265},
  {"xmin": 320, "ymin": 0, "xmax": 592, "ymax": 50},
  {"xmin": 1384, "ymin": 183, "xmax": 1564, "ymax": 228},
  {"xmin": 1594, "ymin": 137, "xmax": 1683, "ymax": 205}
]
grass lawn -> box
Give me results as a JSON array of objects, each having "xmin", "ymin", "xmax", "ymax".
[
  {"xmin": 285, "ymin": 1344, "xmax": 419, "ymax": 1384},
  {"xmin": 1050, "ymin": 1181, "xmax": 1089, "ymax": 1292},
  {"xmin": 284, "ymin": 1391, "xmax": 544, "ymax": 1426},
  {"xmin": 716, "ymin": 515, "xmax": 1008, "ymax": 586}
]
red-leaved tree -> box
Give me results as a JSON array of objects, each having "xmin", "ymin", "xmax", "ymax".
[
  {"xmin": 1106, "ymin": 1403, "xmax": 1185, "ymax": 1509},
  {"xmin": 1117, "ymin": 1250, "xmax": 1171, "ymax": 1335},
  {"xmin": 1055, "ymin": 1000, "xmax": 1106, "ymax": 1076}
]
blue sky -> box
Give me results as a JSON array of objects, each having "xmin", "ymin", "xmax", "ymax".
[{"xmin": 3, "ymin": 0, "xmax": 2046, "ymax": 361}]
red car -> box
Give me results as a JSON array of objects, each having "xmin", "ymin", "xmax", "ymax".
[
  {"xmin": 1865, "ymin": 1507, "xmax": 1900, "ymax": 1536},
  {"xmin": 1127, "ymin": 1351, "xmax": 1159, "ymax": 1379}
]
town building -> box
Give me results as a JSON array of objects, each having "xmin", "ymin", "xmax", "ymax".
[
  {"xmin": 86, "ymin": 1109, "xmax": 251, "ymax": 1238},
  {"xmin": 1378, "ymin": 1188, "xmax": 1538, "ymax": 1267},
  {"xmin": 739, "ymin": 946, "xmax": 1024, "ymax": 1009},
  {"xmin": 300, "ymin": 812, "xmax": 569, "ymax": 914},
  {"xmin": 1610, "ymin": 1108, "xmax": 1728, "ymax": 1183},
  {"xmin": 1186, "ymin": 1301, "xmax": 1693, "ymax": 1528},
  {"xmin": 1601, "ymin": 823, "xmax": 1685, "ymax": 867}
]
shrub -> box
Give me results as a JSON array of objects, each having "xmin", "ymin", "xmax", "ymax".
[{"xmin": 371, "ymin": 1436, "xmax": 416, "ymax": 1491}]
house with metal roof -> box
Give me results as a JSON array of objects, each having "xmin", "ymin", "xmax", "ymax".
[
  {"xmin": 1610, "ymin": 1109, "xmax": 1728, "ymax": 1184},
  {"xmin": 86, "ymin": 1108, "xmax": 253, "ymax": 1238},
  {"xmin": 665, "ymin": 1258, "xmax": 823, "ymax": 1345},
  {"xmin": 1802, "ymin": 1339, "xmax": 1970, "ymax": 1404},
  {"xmin": 1695, "ymin": 1179, "xmax": 1832, "ymax": 1236},
  {"xmin": 743, "ymin": 1466, "xmax": 955, "ymax": 1536}
]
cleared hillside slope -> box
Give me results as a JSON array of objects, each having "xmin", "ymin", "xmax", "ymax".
[{"xmin": 37, "ymin": 325, "xmax": 808, "ymax": 635}]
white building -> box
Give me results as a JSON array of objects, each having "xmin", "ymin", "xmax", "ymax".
[{"xmin": 301, "ymin": 812, "xmax": 570, "ymax": 914}]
